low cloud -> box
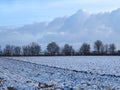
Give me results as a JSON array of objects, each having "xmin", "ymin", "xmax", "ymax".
[{"xmin": 0, "ymin": 9, "xmax": 120, "ymax": 49}]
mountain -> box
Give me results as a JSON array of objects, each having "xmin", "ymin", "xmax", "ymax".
[{"xmin": 0, "ymin": 8, "xmax": 120, "ymax": 48}]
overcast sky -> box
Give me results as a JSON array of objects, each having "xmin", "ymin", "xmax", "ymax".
[{"xmin": 0, "ymin": 0, "xmax": 120, "ymax": 26}]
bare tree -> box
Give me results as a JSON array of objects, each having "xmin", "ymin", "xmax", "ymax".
[
  {"xmin": 22, "ymin": 45, "xmax": 31, "ymax": 56},
  {"xmin": 4, "ymin": 45, "xmax": 14, "ymax": 56},
  {"xmin": 47, "ymin": 42, "xmax": 60, "ymax": 55},
  {"xmin": 29, "ymin": 42, "xmax": 41, "ymax": 56},
  {"xmin": 79, "ymin": 43, "xmax": 90, "ymax": 55},
  {"xmin": 104, "ymin": 44, "xmax": 109, "ymax": 54},
  {"xmin": 109, "ymin": 43, "xmax": 116, "ymax": 54},
  {"xmin": 62, "ymin": 44, "xmax": 74, "ymax": 55},
  {"xmin": 14, "ymin": 46, "xmax": 21, "ymax": 56},
  {"xmin": 94, "ymin": 40, "xmax": 103, "ymax": 54}
]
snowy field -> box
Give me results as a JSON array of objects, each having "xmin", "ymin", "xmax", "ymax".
[
  {"xmin": 10, "ymin": 56, "xmax": 120, "ymax": 75},
  {"xmin": 0, "ymin": 56, "xmax": 120, "ymax": 90}
]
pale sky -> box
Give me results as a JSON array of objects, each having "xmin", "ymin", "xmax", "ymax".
[{"xmin": 0, "ymin": 0, "xmax": 120, "ymax": 26}]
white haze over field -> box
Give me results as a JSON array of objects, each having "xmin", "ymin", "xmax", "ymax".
[{"xmin": 0, "ymin": 8, "xmax": 120, "ymax": 49}]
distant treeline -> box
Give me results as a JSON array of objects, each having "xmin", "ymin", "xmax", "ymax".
[{"xmin": 0, "ymin": 40, "xmax": 120, "ymax": 56}]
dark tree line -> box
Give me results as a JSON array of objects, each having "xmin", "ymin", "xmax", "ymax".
[{"xmin": 0, "ymin": 40, "xmax": 120, "ymax": 56}]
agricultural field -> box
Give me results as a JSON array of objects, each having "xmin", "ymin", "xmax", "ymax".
[
  {"xmin": 0, "ymin": 56, "xmax": 120, "ymax": 90},
  {"xmin": 11, "ymin": 56, "xmax": 120, "ymax": 75}
]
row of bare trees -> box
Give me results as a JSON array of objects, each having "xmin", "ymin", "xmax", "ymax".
[
  {"xmin": 0, "ymin": 42, "xmax": 41, "ymax": 56},
  {"xmin": 80, "ymin": 40, "xmax": 117, "ymax": 55},
  {"xmin": 0, "ymin": 40, "xmax": 120, "ymax": 56}
]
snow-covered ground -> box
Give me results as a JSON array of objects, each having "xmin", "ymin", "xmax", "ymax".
[
  {"xmin": 10, "ymin": 56, "xmax": 120, "ymax": 75},
  {"xmin": 0, "ymin": 56, "xmax": 120, "ymax": 90}
]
